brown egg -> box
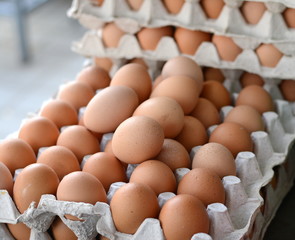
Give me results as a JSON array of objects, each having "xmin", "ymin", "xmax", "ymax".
[
  {"xmin": 18, "ymin": 117, "xmax": 60, "ymax": 155},
  {"xmin": 153, "ymin": 74, "xmax": 164, "ymax": 89},
  {"xmin": 192, "ymin": 142, "xmax": 236, "ymax": 178},
  {"xmin": 51, "ymin": 217, "xmax": 77, "ymax": 240},
  {"xmin": 212, "ymin": 35, "xmax": 243, "ymax": 62},
  {"xmin": 112, "ymin": 116, "xmax": 165, "ymax": 164},
  {"xmin": 283, "ymin": 8, "xmax": 295, "ymax": 28},
  {"xmin": 224, "ymin": 105, "xmax": 265, "ymax": 133},
  {"xmin": 78, "ymin": 115, "xmax": 104, "ymax": 141},
  {"xmin": 104, "ymin": 139, "xmax": 114, "ymax": 155},
  {"xmin": 95, "ymin": 58, "xmax": 113, "ymax": 72},
  {"xmin": 203, "ymin": 67, "xmax": 225, "ymax": 83},
  {"xmin": 200, "ymin": 80, "xmax": 232, "ymax": 110},
  {"xmin": 110, "ymin": 182, "xmax": 160, "ymax": 234},
  {"xmin": 200, "ymin": 0, "xmax": 225, "ymax": 19},
  {"xmin": 39, "ymin": 99, "xmax": 78, "ymax": 129},
  {"xmin": 150, "ymin": 75, "xmax": 201, "ymax": 114},
  {"xmin": 159, "ymin": 194, "xmax": 209, "ymax": 240},
  {"xmin": 162, "ymin": 0, "xmax": 185, "ymax": 14},
  {"xmin": 175, "ymin": 116, "xmax": 208, "ymax": 152},
  {"xmin": 83, "ymin": 86, "xmax": 139, "ymax": 133},
  {"xmin": 56, "ymin": 81, "xmax": 95, "ymax": 110},
  {"xmin": 13, "ymin": 163, "xmax": 59, "ymax": 213},
  {"xmin": 126, "ymin": 0, "xmax": 144, "ymax": 11},
  {"xmin": 76, "ymin": 65, "xmax": 111, "ymax": 91},
  {"xmin": 174, "ymin": 28, "xmax": 211, "ymax": 55},
  {"xmin": 57, "ymin": 125, "xmax": 100, "ymax": 163},
  {"xmin": 235, "ymin": 85, "xmax": 275, "ymax": 114},
  {"xmin": 155, "ymin": 139, "xmax": 191, "ymax": 171},
  {"xmin": 240, "ymin": 72, "xmax": 264, "ymax": 88},
  {"xmin": 128, "ymin": 58, "xmax": 148, "ymax": 69},
  {"xmin": 240, "ymin": 2, "xmax": 266, "ymax": 24},
  {"xmin": 190, "ymin": 97, "xmax": 221, "ymax": 129},
  {"xmin": 0, "ymin": 138, "xmax": 36, "ymax": 174},
  {"xmin": 37, "ymin": 146, "xmax": 80, "ymax": 180},
  {"xmin": 129, "ymin": 160, "xmax": 177, "ymax": 195},
  {"xmin": 137, "ymin": 26, "xmax": 174, "ymax": 51},
  {"xmin": 256, "ymin": 44, "xmax": 283, "ymax": 68},
  {"xmin": 209, "ymin": 122, "xmax": 253, "ymax": 157},
  {"xmin": 133, "ymin": 96, "xmax": 184, "ymax": 138},
  {"xmin": 0, "ymin": 162, "xmax": 13, "ymax": 196},
  {"xmin": 82, "ymin": 152, "xmax": 127, "ymax": 192},
  {"xmin": 161, "ymin": 56, "xmax": 204, "ymax": 90},
  {"xmin": 102, "ymin": 22, "xmax": 125, "ymax": 48},
  {"xmin": 7, "ymin": 223, "xmax": 31, "ymax": 240},
  {"xmin": 177, "ymin": 168, "xmax": 225, "ymax": 206},
  {"xmin": 111, "ymin": 63, "xmax": 152, "ymax": 103},
  {"xmin": 279, "ymin": 79, "xmax": 295, "ymax": 101}
]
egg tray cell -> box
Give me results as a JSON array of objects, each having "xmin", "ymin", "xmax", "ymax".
[{"xmin": 68, "ymin": 0, "xmax": 295, "ymax": 44}]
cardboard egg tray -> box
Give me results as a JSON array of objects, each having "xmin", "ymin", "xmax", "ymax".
[{"xmin": 68, "ymin": 0, "xmax": 295, "ymax": 43}]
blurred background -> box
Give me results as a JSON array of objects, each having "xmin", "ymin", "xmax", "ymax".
[{"xmin": 0, "ymin": 0, "xmax": 85, "ymax": 138}]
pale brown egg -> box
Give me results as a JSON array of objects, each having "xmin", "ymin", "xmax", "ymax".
[
  {"xmin": 224, "ymin": 105, "xmax": 265, "ymax": 133},
  {"xmin": 112, "ymin": 116, "xmax": 165, "ymax": 164},
  {"xmin": 76, "ymin": 65, "xmax": 111, "ymax": 91},
  {"xmin": 102, "ymin": 22, "xmax": 125, "ymax": 48},
  {"xmin": 283, "ymin": 8, "xmax": 295, "ymax": 28},
  {"xmin": 129, "ymin": 160, "xmax": 177, "ymax": 195},
  {"xmin": 7, "ymin": 223, "xmax": 31, "ymax": 240},
  {"xmin": 128, "ymin": 58, "xmax": 148, "ymax": 69},
  {"xmin": 110, "ymin": 182, "xmax": 160, "ymax": 234},
  {"xmin": 104, "ymin": 139, "xmax": 114, "ymax": 155},
  {"xmin": 175, "ymin": 116, "xmax": 208, "ymax": 152},
  {"xmin": 51, "ymin": 217, "xmax": 77, "ymax": 240},
  {"xmin": 0, "ymin": 162, "xmax": 13, "ymax": 196},
  {"xmin": 177, "ymin": 168, "xmax": 225, "ymax": 206},
  {"xmin": 240, "ymin": 2, "xmax": 266, "ymax": 24},
  {"xmin": 209, "ymin": 122, "xmax": 253, "ymax": 157},
  {"xmin": 137, "ymin": 26, "xmax": 174, "ymax": 51},
  {"xmin": 13, "ymin": 163, "xmax": 59, "ymax": 213},
  {"xmin": 153, "ymin": 74, "xmax": 164, "ymax": 89},
  {"xmin": 155, "ymin": 138, "xmax": 191, "ymax": 171},
  {"xmin": 111, "ymin": 63, "xmax": 152, "ymax": 103},
  {"xmin": 57, "ymin": 125, "xmax": 100, "ymax": 163},
  {"xmin": 240, "ymin": 72, "xmax": 264, "ymax": 88},
  {"xmin": 0, "ymin": 138, "xmax": 36, "ymax": 174},
  {"xmin": 203, "ymin": 67, "xmax": 225, "ymax": 83},
  {"xmin": 126, "ymin": 0, "xmax": 144, "ymax": 11},
  {"xmin": 82, "ymin": 152, "xmax": 127, "ymax": 192},
  {"xmin": 56, "ymin": 81, "xmax": 95, "ymax": 110},
  {"xmin": 39, "ymin": 99, "xmax": 78, "ymax": 129},
  {"xmin": 190, "ymin": 97, "xmax": 221, "ymax": 129},
  {"xmin": 95, "ymin": 57, "xmax": 113, "ymax": 72},
  {"xmin": 279, "ymin": 79, "xmax": 295, "ymax": 101},
  {"xmin": 18, "ymin": 117, "xmax": 60, "ymax": 155},
  {"xmin": 133, "ymin": 96, "xmax": 184, "ymax": 138},
  {"xmin": 78, "ymin": 114, "xmax": 104, "ymax": 141},
  {"xmin": 200, "ymin": 0, "xmax": 225, "ymax": 19},
  {"xmin": 83, "ymin": 85, "xmax": 139, "ymax": 133},
  {"xmin": 37, "ymin": 146, "xmax": 80, "ymax": 180},
  {"xmin": 192, "ymin": 142, "xmax": 236, "ymax": 178},
  {"xmin": 174, "ymin": 28, "xmax": 211, "ymax": 55},
  {"xmin": 235, "ymin": 85, "xmax": 275, "ymax": 114},
  {"xmin": 162, "ymin": 0, "xmax": 185, "ymax": 14},
  {"xmin": 212, "ymin": 35, "xmax": 243, "ymax": 62},
  {"xmin": 159, "ymin": 194, "xmax": 209, "ymax": 240},
  {"xmin": 256, "ymin": 44, "xmax": 283, "ymax": 68}
]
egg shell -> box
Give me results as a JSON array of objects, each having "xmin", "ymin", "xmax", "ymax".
[
  {"xmin": 283, "ymin": 8, "xmax": 295, "ymax": 28},
  {"xmin": 162, "ymin": 0, "xmax": 185, "ymax": 14},
  {"xmin": 200, "ymin": 0, "xmax": 225, "ymax": 19},
  {"xmin": 279, "ymin": 79, "xmax": 295, "ymax": 101},
  {"xmin": 0, "ymin": 162, "xmax": 13, "ymax": 196},
  {"xmin": 50, "ymin": 217, "xmax": 78, "ymax": 240},
  {"xmin": 239, "ymin": 72, "xmax": 264, "ymax": 88},
  {"xmin": 240, "ymin": 2, "xmax": 267, "ymax": 25},
  {"xmin": 255, "ymin": 44, "xmax": 283, "ymax": 68},
  {"xmin": 203, "ymin": 67, "xmax": 225, "ymax": 83},
  {"xmin": 7, "ymin": 223, "xmax": 31, "ymax": 240},
  {"xmin": 95, "ymin": 57, "xmax": 113, "ymax": 72},
  {"xmin": 102, "ymin": 22, "xmax": 125, "ymax": 48}
]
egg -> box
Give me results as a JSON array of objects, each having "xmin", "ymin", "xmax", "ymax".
[
  {"xmin": 110, "ymin": 63, "xmax": 152, "ymax": 103},
  {"xmin": 203, "ymin": 67, "xmax": 225, "ymax": 83},
  {"xmin": 190, "ymin": 97, "xmax": 221, "ymax": 129},
  {"xmin": 177, "ymin": 168, "xmax": 225, "ymax": 206},
  {"xmin": 174, "ymin": 28, "xmax": 211, "ymax": 55},
  {"xmin": 256, "ymin": 44, "xmax": 283, "ymax": 68},
  {"xmin": 162, "ymin": 0, "xmax": 184, "ymax": 14},
  {"xmin": 239, "ymin": 72, "xmax": 264, "ymax": 88},
  {"xmin": 37, "ymin": 146, "xmax": 80, "ymax": 180},
  {"xmin": 110, "ymin": 182, "xmax": 160, "ymax": 234},
  {"xmin": 192, "ymin": 142, "xmax": 236, "ymax": 178},
  {"xmin": 153, "ymin": 74, "xmax": 164, "ymax": 89},
  {"xmin": 18, "ymin": 116, "xmax": 60, "ymax": 155},
  {"xmin": 240, "ymin": 2, "xmax": 266, "ymax": 24},
  {"xmin": 82, "ymin": 152, "xmax": 127, "ymax": 191},
  {"xmin": 212, "ymin": 35, "xmax": 243, "ymax": 62},
  {"xmin": 102, "ymin": 22, "xmax": 125, "ymax": 48},
  {"xmin": 57, "ymin": 125, "xmax": 100, "ymax": 163},
  {"xmin": 0, "ymin": 138, "xmax": 36, "ymax": 174},
  {"xmin": 112, "ymin": 116, "xmax": 164, "ymax": 164},
  {"xmin": 200, "ymin": 0, "xmax": 225, "ymax": 19},
  {"xmin": 6, "ymin": 223, "xmax": 31, "ymax": 240},
  {"xmin": 126, "ymin": 0, "xmax": 144, "ymax": 11},
  {"xmin": 235, "ymin": 85, "xmax": 275, "ymax": 114},
  {"xmin": 93, "ymin": 0, "xmax": 104, "ymax": 6},
  {"xmin": 0, "ymin": 162, "xmax": 13, "ymax": 196},
  {"xmin": 95, "ymin": 57, "xmax": 113, "ymax": 72},
  {"xmin": 83, "ymin": 85, "xmax": 139, "ymax": 133},
  {"xmin": 279, "ymin": 79, "xmax": 295, "ymax": 101},
  {"xmin": 159, "ymin": 194, "xmax": 209, "ymax": 240},
  {"xmin": 128, "ymin": 58, "xmax": 148, "ymax": 69},
  {"xmin": 133, "ymin": 96, "xmax": 184, "ymax": 138},
  {"xmin": 13, "ymin": 163, "xmax": 59, "ymax": 213},
  {"xmin": 39, "ymin": 99, "xmax": 78, "ymax": 129},
  {"xmin": 137, "ymin": 26, "xmax": 174, "ymax": 51},
  {"xmin": 129, "ymin": 160, "xmax": 177, "ymax": 195},
  {"xmin": 175, "ymin": 116, "xmax": 208, "ymax": 152},
  {"xmin": 209, "ymin": 122, "xmax": 253, "ymax": 157},
  {"xmin": 155, "ymin": 138, "xmax": 190, "ymax": 171},
  {"xmin": 283, "ymin": 8, "xmax": 295, "ymax": 28},
  {"xmin": 50, "ymin": 217, "xmax": 77, "ymax": 240}
]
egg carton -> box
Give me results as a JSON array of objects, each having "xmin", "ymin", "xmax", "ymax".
[
  {"xmin": 71, "ymin": 30, "xmax": 295, "ymax": 79},
  {"xmin": 68, "ymin": 0, "xmax": 295, "ymax": 43}
]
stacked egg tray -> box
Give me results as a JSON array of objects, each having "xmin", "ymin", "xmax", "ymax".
[{"xmin": 68, "ymin": 0, "xmax": 295, "ymax": 79}]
